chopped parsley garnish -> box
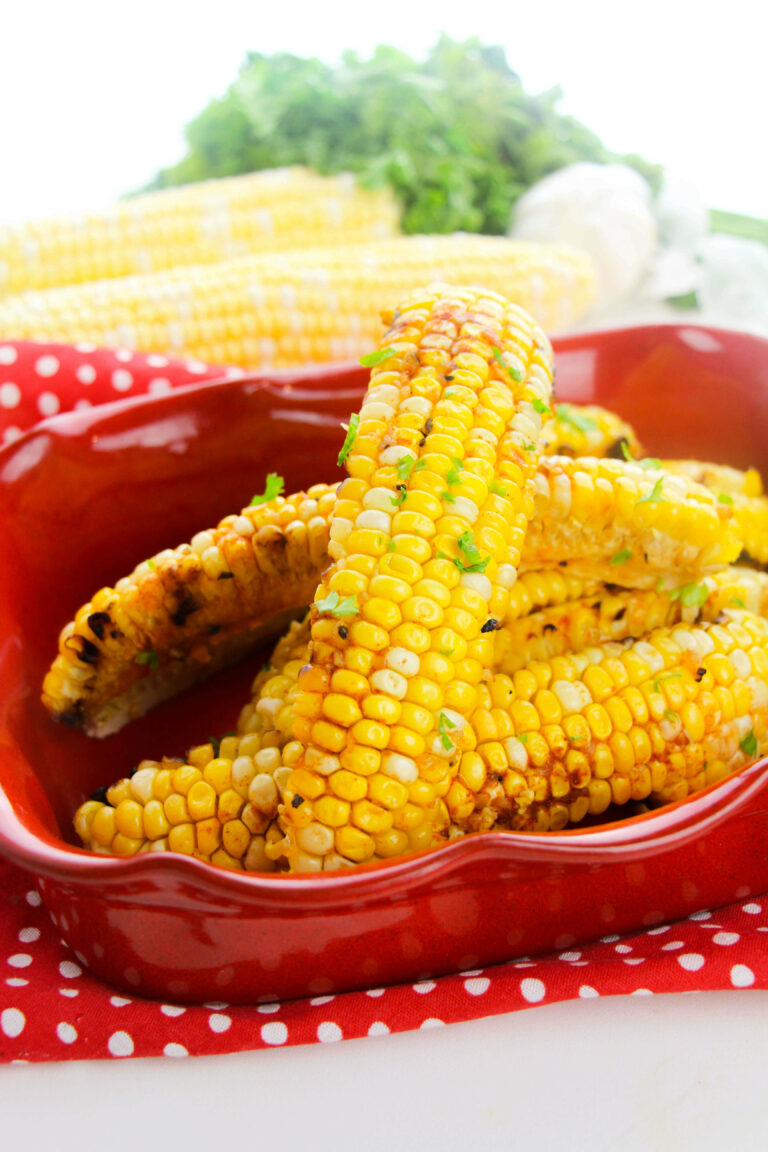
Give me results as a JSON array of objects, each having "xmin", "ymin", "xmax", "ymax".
[
  {"xmin": 492, "ymin": 346, "xmax": 524, "ymax": 383},
  {"xmin": 455, "ymin": 531, "xmax": 490, "ymax": 574},
  {"xmin": 620, "ymin": 442, "xmax": 661, "ymax": 469},
  {"xmin": 636, "ymin": 477, "xmax": 666, "ymax": 505},
  {"xmin": 524, "ymin": 442, "xmax": 536, "ymax": 452},
  {"xmin": 663, "ymin": 709, "xmax": 679, "ymax": 723},
  {"xmin": 488, "ymin": 480, "xmax": 509, "ymax": 497},
  {"xmin": 439, "ymin": 648, "xmax": 455, "ymax": 658},
  {"xmin": 390, "ymin": 485, "xmax": 407, "ymax": 507},
  {"xmin": 441, "ymin": 491, "xmax": 456, "ymax": 504},
  {"xmin": 315, "ymin": 590, "xmax": 359, "ymax": 618},
  {"xmin": 518, "ymin": 733, "xmax": 529, "ymax": 745},
  {"xmin": 718, "ymin": 493, "xmax": 734, "ymax": 505},
  {"xmin": 729, "ymin": 596, "xmax": 746, "ymax": 608},
  {"xmin": 669, "ymin": 582, "xmax": 709, "ymax": 609},
  {"xmin": 359, "ymin": 346, "xmax": 396, "ymax": 368},
  {"xmin": 250, "ymin": 472, "xmax": 285, "ymax": 505},
  {"xmin": 653, "ymin": 672, "xmax": 682, "ymax": 693},
  {"xmin": 396, "ymin": 455, "xmax": 425, "ymax": 484},
  {"xmin": 740, "ymin": 729, "xmax": 758, "ymax": 759},
  {"xmin": 610, "ymin": 549, "xmax": 633, "ymax": 566},
  {"xmin": 437, "ymin": 710, "xmax": 457, "ymax": 750},
  {"xmin": 337, "ymin": 413, "xmax": 360, "ymax": 467},
  {"xmin": 444, "ymin": 387, "xmax": 460, "ymax": 398},
  {"xmin": 532, "ymin": 397, "xmax": 551, "ymax": 417},
  {"xmin": 557, "ymin": 404, "xmax": 597, "ymax": 434},
  {"xmin": 386, "ymin": 540, "xmax": 398, "ymax": 552},
  {"xmin": 135, "ymin": 650, "xmax": 159, "ymax": 670},
  {"xmin": 445, "ymin": 456, "xmax": 463, "ymax": 486}
]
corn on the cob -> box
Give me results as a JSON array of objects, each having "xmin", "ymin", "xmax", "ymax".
[
  {"xmin": 0, "ymin": 169, "xmax": 400, "ymax": 299},
  {"xmin": 522, "ymin": 456, "xmax": 740, "ymax": 587},
  {"xmin": 74, "ymin": 615, "xmax": 312, "ymax": 869},
  {"xmin": 541, "ymin": 403, "xmax": 642, "ymax": 460},
  {"xmin": 274, "ymin": 283, "xmax": 555, "ymax": 871},
  {"xmin": 465, "ymin": 611, "xmax": 768, "ymax": 833},
  {"xmin": 42, "ymin": 484, "xmax": 336, "ymax": 737},
  {"xmin": 0, "ymin": 235, "xmax": 595, "ymax": 366}
]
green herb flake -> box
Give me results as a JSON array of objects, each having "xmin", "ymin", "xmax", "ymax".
[
  {"xmin": 488, "ymin": 480, "xmax": 509, "ymax": 497},
  {"xmin": 557, "ymin": 404, "xmax": 598, "ymax": 434},
  {"xmin": 718, "ymin": 493, "xmax": 734, "ymax": 506},
  {"xmin": 492, "ymin": 346, "xmax": 524, "ymax": 383},
  {"xmin": 135, "ymin": 650, "xmax": 159, "ymax": 670},
  {"xmin": 636, "ymin": 477, "xmax": 666, "ymax": 506},
  {"xmin": 337, "ymin": 413, "xmax": 360, "ymax": 467},
  {"xmin": 663, "ymin": 709, "xmax": 679, "ymax": 723},
  {"xmin": 359, "ymin": 346, "xmax": 396, "ymax": 368},
  {"xmin": 609, "ymin": 549, "xmax": 633, "ymax": 566},
  {"xmin": 639, "ymin": 458, "xmax": 662, "ymax": 471},
  {"xmin": 445, "ymin": 456, "xmax": 464, "ymax": 486},
  {"xmin": 147, "ymin": 558, "xmax": 156, "ymax": 572},
  {"xmin": 441, "ymin": 491, "xmax": 456, "ymax": 504},
  {"xmin": 386, "ymin": 540, "xmax": 398, "ymax": 553},
  {"xmin": 669, "ymin": 582, "xmax": 709, "ymax": 609},
  {"xmin": 437, "ymin": 710, "xmax": 457, "ymax": 750},
  {"xmin": 653, "ymin": 672, "xmax": 682, "ymax": 693},
  {"xmin": 315, "ymin": 590, "xmax": 359, "ymax": 618},
  {"xmin": 439, "ymin": 649, "xmax": 455, "ymax": 659},
  {"xmin": 518, "ymin": 733, "xmax": 529, "ymax": 745},
  {"xmin": 396, "ymin": 455, "xmax": 425, "ymax": 484},
  {"xmin": 389, "ymin": 485, "xmax": 407, "ymax": 507},
  {"xmin": 250, "ymin": 471, "xmax": 285, "ymax": 506},
  {"xmin": 524, "ymin": 442, "xmax": 536, "ymax": 452},
  {"xmin": 729, "ymin": 596, "xmax": 746, "ymax": 608},
  {"xmin": 620, "ymin": 441, "xmax": 635, "ymax": 463},
  {"xmin": 532, "ymin": 397, "xmax": 551, "ymax": 417},
  {"xmin": 455, "ymin": 530, "xmax": 490, "ymax": 574},
  {"xmin": 740, "ymin": 729, "xmax": 759, "ymax": 759}
]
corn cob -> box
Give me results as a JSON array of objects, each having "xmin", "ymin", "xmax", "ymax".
[
  {"xmin": 273, "ymin": 283, "xmax": 555, "ymax": 871},
  {"xmin": 42, "ymin": 483, "xmax": 336, "ymax": 737},
  {"xmin": 464, "ymin": 611, "xmax": 768, "ymax": 833},
  {"xmin": 523, "ymin": 456, "xmax": 740, "ymax": 587},
  {"xmin": 73, "ymin": 615, "xmax": 312, "ymax": 870},
  {"xmin": 541, "ymin": 403, "xmax": 642, "ymax": 460},
  {"xmin": 0, "ymin": 235, "xmax": 595, "ymax": 366},
  {"xmin": 0, "ymin": 169, "xmax": 400, "ymax": 299}
]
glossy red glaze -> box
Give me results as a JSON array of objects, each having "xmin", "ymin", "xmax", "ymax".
[{"xmin": 1, "ymin": 324, "xmax": 768, "ymax": 1004}]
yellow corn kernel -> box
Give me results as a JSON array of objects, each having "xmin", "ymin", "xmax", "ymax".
[
  {"xmin": 168, "ymin": 823, "xmax": 196, "ymax": 854},
  {"xmin": 350, "ymin": 719, "xmax": 391, "ymax": 749},
  {"xmin": 330, "ymin": 669, "xmax": 369, "ymax": 698},
  {"xmin": 187, "ymin": 745, "xmax": 215, "ymax": 770},
  {"xmin": 312, "ymin": 795, "xmax": 352, "ymax": 828},
  {"xmin": 322, "ymin": 693, "xmax": 363, "ymax": 728},
  {"xmin": 344, "ymin": 645, "xmax": 374, "ymax": 676},
  {"xmin": 203, "ymin": 758, "xmax": 232, "ymax": 793},
  {"xmin": 90, "ymin": 805, "xmax": 117, "ymax": 847},
  {"xmin": 196, "ymin": 818, "xmax": 222, "ymax": 856},
  {"xmin": 222, "ymin": 819, "xmax": 251, "ymax": 859},
  {"xmin": 362, "ymin": 694, "xmax": 402, "ymax": 725},
  {"xmin": 367, "ymin": 774, "xmax": 409, "ymax": 810},
  {"xmin": 339, "ymin": 746, "xmax": 381, "ymax": 776},
  {"xmin": 164, "ymin": 793, "xmax": 191, "ymax": 826},
  {"xmin": 171, "ymin": 765, "xmax": 203, "ymax": 795},
  {"xmin": 459, "ymin": 750, "xmax": 487, "ymax": 792},
  {"xmin": 336, "ymin": 825, "xmax": 377, "ymax": 862},
  {"xmin": 373, "ymin": 828, "xmax": 410, "ymax": 857},
  {"xmin": 329, "ymin": 769, "xmax": 369, "ymax": 802},
  {"xmin": 217, "ymin": 788, "xmax": 245, "ymax": 823},
  {"xmin": 387, "ymin": 725, "xmax": 426, "ymax": 758},
  {"xmin": 105, "ymin": 779, "xmax": 132, "ymax": 807},
  {"xmin": 114, "ymin": 800, "xmax": 144, "ymax": 840},
  {"xmin": 390, "ymin": 621, "xmax": 432, "ymax": 653},
  {"xmin": 187, "ymin": 780, "xmax": 217, "ymax": 822},
  {"xmin": 311, "ymin": 719, "xmax": 348, "ymax": 753}
]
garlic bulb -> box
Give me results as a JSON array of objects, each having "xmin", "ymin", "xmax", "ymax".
[{"xmin": 511, "ymin": 162, "xmax": 657, "ymax": 307}]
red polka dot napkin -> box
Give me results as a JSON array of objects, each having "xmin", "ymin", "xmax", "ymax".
[
  {"xmin": 2, "ymin": 857, "xmax": 767, "ymax": 1063},
  {"xmin": 1, "ymin": 340, "xmax": 767, "ymax": 1062},
  {"xmin": 0, "ymin": 340, "xmax": 241, "ymax": 446}
]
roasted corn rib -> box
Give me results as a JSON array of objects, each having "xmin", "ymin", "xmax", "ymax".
[
  {"xmin": 276, "ymin": 283, "xmax": 555, "ymax": 870},
  {"xmin": 42, "ymin": 485, "xmax": 336, "ymax": 737},
  {"xmin": 541, "ymin": 403, "xmax": 642, "ymax": 460},
  {"xmin": 74, "ymin": 615, "xmax": 312, "ymax": 869},
  {"xmin": 522, "ymin": 456, "xmax": 740, "ymax": 586},
  {"xmin": 662, "ymin": 459, "xmax": 768, "ymax": 567},
  {"xmin": 44, "ymin": 458, "xmax": 742, "ymax": 734}
]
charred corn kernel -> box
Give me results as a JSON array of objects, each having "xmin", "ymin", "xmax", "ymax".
[{"xmin": 541, "ymin": 404, "xmax": 642, "ymax": 460}]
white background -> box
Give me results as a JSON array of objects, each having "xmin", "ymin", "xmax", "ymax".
[{"xmin": 1, "ymin": 1, "xmax": 766, "ymax": 222}]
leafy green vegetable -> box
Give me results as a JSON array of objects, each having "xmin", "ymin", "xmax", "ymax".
[
  {"xmin": 315, "ymin": 590, "xmax": 359, "ymax": 617},
  {"xmin": 143, "ymin": 37, "xmax": 660, "ymax": 234},
  {"xmin": 360, "ymin": 346, "xmax": 396, "ymax": 368},
  {"xmin": 337, "ymin": 414, "xmax": 360, "ymax": 467},
  {"xmin": 250, "ymin": 472, "xmax": 285, "ymax": 505}
]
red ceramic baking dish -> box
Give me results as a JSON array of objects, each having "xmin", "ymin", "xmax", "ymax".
[{"xmin": 1, "ymin": 323, "xmax": 768, "ymax": 1005}]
